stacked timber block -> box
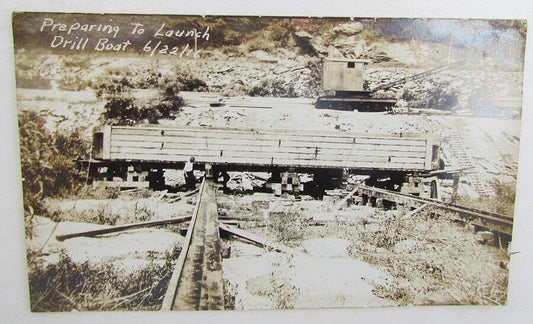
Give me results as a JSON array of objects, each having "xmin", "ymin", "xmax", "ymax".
[
  {"xmin": 272, "ymin": 171, "xmax": 304, "ymax": 196},
  {"xmin": 353, "ymin": 195, "xmax": 364, "ymax": 205},
  {"xmin": 92, "ymin": 166, "xmax": 112, "ymax": 188},
  {"xmin": 121, "ymin": 166, "xmax": 150, "ymax": 188},
  {"xmin": 400, "ymin": 176, "xmax": 423, "ymax": 196},
  {"xmin": 323, "ymin": 189, "xmax": 344, "ymax": 203},
  {"xmin": 400, "ymin": 176, "xmax": 439, "ymax": 198},
  {"xmin": 126, "ymin": 166, "xmax": 148, "ymax": 183},
  {"xmin": 93, "ymin": 166, "xmax": 149, "ymax": 189}
]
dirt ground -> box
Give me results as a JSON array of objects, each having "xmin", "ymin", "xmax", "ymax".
[
  {"xmin": 25, "ymin": 176, "xmax": 510, "ymax": 310},
  {"xmin": 217, "ymin": 192, "xmax": 509, "ymax": 308}
]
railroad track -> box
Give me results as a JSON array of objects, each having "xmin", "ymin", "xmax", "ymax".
[
  {"xmin": 357, "ymin": 185, "xmax": 513, "ymax": 236},
  {"xmin": 161, "ymin": 178, "xmax": 225, "ymax": 310}
]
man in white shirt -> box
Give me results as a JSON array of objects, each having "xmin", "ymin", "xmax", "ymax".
[{"xmin": 184, "ymin": 156, "xmax": 196, "ymax": 190}]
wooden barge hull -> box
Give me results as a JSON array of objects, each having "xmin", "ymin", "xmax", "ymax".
[{"xmin": 92, "ymin": 125, "xmax": 440, "ymax": 173}]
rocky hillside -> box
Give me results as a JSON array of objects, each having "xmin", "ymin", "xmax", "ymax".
[{"xmin": 13, "ymin": 15, "xmax": 525, "ymax": 118}]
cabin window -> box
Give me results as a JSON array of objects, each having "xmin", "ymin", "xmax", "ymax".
[
  {"xmin": 347, "ymin": 61, "xmax": 355, "ymax": 68},
  {"xmin": 432, "ymin": 145, "xmax": 439, "ymax": 162},
  {"xmin": 92, "ymin": 132, "xmax": 104, "ymax": 159}
]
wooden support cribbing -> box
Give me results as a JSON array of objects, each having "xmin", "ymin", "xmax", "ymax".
[{"xmin": 55, "ymin": 216, "xmax": 192, "ymax": 241}]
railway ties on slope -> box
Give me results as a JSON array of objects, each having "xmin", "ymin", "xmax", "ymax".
[
  {"xmin": 162, "ymin": 178, "xmax": 225, "ymax": 311},
  {"xmin": 443, "ymin": 132, "xmax": 494, "ymax": 196},
  {"xmin": 356, "ymin": 185, "xmax": 513, "ymax": 237}
]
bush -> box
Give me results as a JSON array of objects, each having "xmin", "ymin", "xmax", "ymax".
[
  {"xmin": 268, "ymin": 256, "xmax": 299, "ymax": 309},
  {"xmin": 245, "ymin": 37, "xmax": 276, "ymax": 52},
  {"xmin": 97, "ymin": 67, "xmax": 207, "ymax": 125},
  {"xmin": 48, "ymin": 200, "xmax": 156, "ymax": 226},
  {"xmin": 490, "ymin": 180, "xmax": 516, "ymax": 216},
  {"xmin": 205, "ymin": 18, "xmax": 245, "ymax": 46},
  {"xmin": 95, "ymin": 73, "xmax": 134, "ymax": 99},
  {"xmin": 101, "ymin": 84, "xmax": 186, "ymax": 126},
  {"xmin": 58, "ymin": 72, "xmax": 91, "ymax": 91},
  {"xmin": 302, "ymin": 59, "xmax": 322, "ymax": 98},
  {"xmin": 102, "ymin": 96, "xmax": 141, "ymax": 126},
  {"xmin": 14, "ymin": 51, "xmax": 52, "ymax": 89},
  {"xmin": 174, "ymin": 73, "xmax": 208, "ymax": 92},
  {"xmin": 401, "ymin": 79, "xmax": 458, "ymax": 111},
  {"xmin": 266, "ymin": 19, "xmax": 294, "ymax": 47},
  {"xmin": 18, "ymin": 111, "xmax": 89, "ymax": 218},
  {"xmin": 247, "ymin": 79, "xmax": 296, "ymax": 98},
  {"xmin": 19, "ymin": 111, "xmax": 55, "ymax": 215}
]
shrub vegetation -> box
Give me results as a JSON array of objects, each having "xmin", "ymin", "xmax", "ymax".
[
  {"xmin": 28, "ymin": 248, "xmax": 180, "ymax": 311},
  {"xmin": 18, "ymin": 110, "xmax": 89, "ymax": 229}
]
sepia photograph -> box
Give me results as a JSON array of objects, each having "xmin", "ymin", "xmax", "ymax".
[{"xmin": 10, "ymin": 9, "xmax": 527, "ymax": 315}]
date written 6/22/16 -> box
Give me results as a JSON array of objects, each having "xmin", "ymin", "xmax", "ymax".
[{"xmin": 143, "ymin": 41, "xmax": 201, "ymax": 58}]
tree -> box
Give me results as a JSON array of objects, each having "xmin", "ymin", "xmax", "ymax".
[
  {"xmin": 96, "ymin": 67, "xmax": 201, "ymax": 125},
  {"xmin": 102, "ymin": 96, "xmax": 141, "ymax": 126}
]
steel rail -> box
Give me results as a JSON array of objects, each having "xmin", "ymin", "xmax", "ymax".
[{"xmin": 357, "ymin": 185, "xmax": 513, "ymax": 236}]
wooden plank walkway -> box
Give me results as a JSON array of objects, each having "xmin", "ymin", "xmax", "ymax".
[{"xmin": 161, "ymin": 179, "xmax": 225, "ymax": 310}]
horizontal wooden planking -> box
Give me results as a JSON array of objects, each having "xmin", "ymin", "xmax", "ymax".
[
  {"xmin": 265, "ymin": 158, "xmax": 423, "ymax": 170},
  {"xmin": 107, "ymin": 152, "xmax": 424, "ymax": 167},
  {"xmin": 109, "ymin": 153, "xmax": 426, "ymax": 170},
  {"xmin": 110, "ymin": 140, "xmax": 428, "ymax": 156},
  {"xmin": 110, "ymin": 128, "xmax": 428, "ymax": 146},
  {"xmin": 110, "ymin": 151, "xmax": 425, "ymax": 166},
  {"xmin": 111, "ymin": 126, "xmax": 431, "ymax": 140},
  {"xmin": 110, "ymin": 135, "xmax": 427, "ymax": 150},
  {"xmin": 104, "ymin": 126, "xmax": 435, "ymax": 171},
  {"xmin": 110, "ymin": 146, "xmax": 427, "ymax": 163},
  {"xmin": 110, "ymin": 131, "xmax": 428, "ymax": 146},
  {"xmin": 111, "ymin": 139, "xmax": 428, "ymax": 156}
]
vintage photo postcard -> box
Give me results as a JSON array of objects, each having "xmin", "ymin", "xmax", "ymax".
[{"xmin": 12, "ymin": 12, "xmax": 525, "ymax": 312}]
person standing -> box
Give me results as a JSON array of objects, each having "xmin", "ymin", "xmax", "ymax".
[{"xmin": 184, "ymin": 156, "xmax": 196, "ymax": 190}]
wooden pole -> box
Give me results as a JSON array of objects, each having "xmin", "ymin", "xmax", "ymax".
[
  {"xmin": 334, "ymin": 187, "xmax": 359, "ymax": 210},
  {"xmin": 56, "ymin": 216, "xmax": 192, "ymax": 241},
  {"xmin": 219, "ymin": 223, "xmax": 299, "ymax": 255}
]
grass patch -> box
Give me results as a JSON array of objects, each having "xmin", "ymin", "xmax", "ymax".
[
  {"xmin": 28, "ymin": 245, "xmax": 181, "ymax": 311},
  {"xmin": 308, "ymin": 206, "xmax": 509, "ymax": 305},
  {"xmin": 457, "ymin": 179, "xmax": 516, "ymax": 217},
  {"xmin": 47, "ymin": 200, "xmax": 157, "ymax": 226},
  {"xmin": 267, "ymin": 205, "xmax": 308, "ymax": 244}
]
